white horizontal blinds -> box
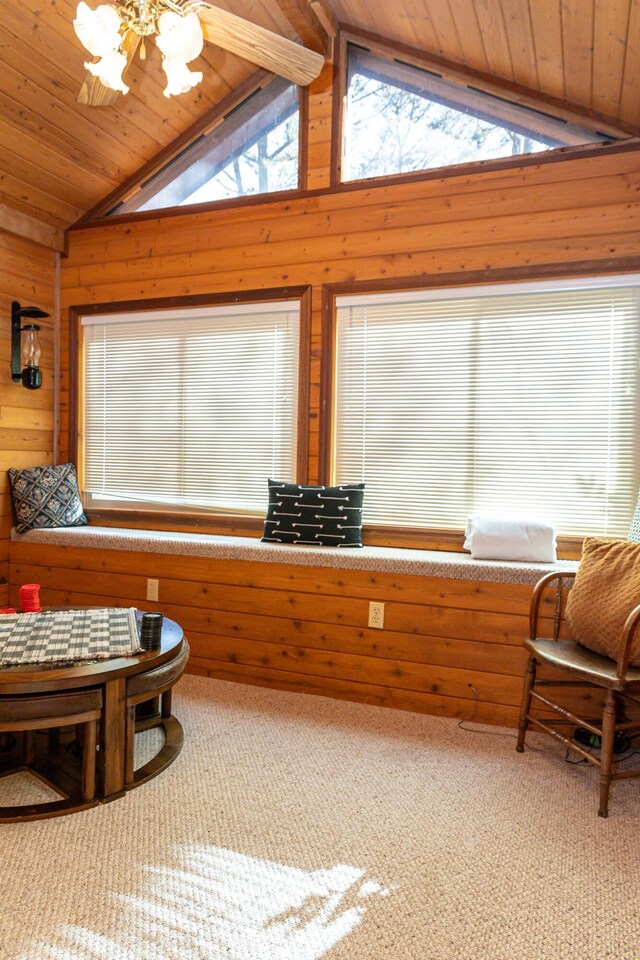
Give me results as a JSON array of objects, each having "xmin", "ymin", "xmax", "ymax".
[
  {"xmin": 335, "ymin": 300, "xmax": 474, "ymax": 527},
  {"xmin": 83, "ymin": 303, "xmax": 300, "ymax": 513},
  {"xmin": 335, "ymin": 282, "xmax": 640, "ymax": 535}
]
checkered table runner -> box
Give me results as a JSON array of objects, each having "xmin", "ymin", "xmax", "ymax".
[{"xmin": 0, "ymin": 608, "xmax": 141, "ymax": 667}]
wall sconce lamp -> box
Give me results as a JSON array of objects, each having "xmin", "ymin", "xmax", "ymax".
[{"xmin": 11, "ymin": 301, "xmax": 49, "ymax": 390}]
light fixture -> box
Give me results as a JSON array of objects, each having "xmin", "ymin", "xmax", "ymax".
[
  {"xmin": 11, "ymin": 302, "xmax": 49, "ymax": 390},
  {"xmin": 71, "ymin": 1, "xmax": 325, "ymax": 109},
  {"xmin": 74, "ymin": 0, "xmax": 204, "ymax": 98}
]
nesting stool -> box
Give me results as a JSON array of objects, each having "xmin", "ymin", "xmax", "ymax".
[
  {"xmin": 124, "ymin": 641, "xmax": 189, "ymax": 787},
  {"xmin": 0, "ymin": 688, "xmax": 102, "ymax": 822}
]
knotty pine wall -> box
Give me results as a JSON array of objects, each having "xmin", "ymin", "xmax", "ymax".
[
  {"xmin": 9, "ymin": 540, "xmax": 593, "ymax": 727},
  {"xmin": 58, "ymin": 142, "xmax": 640, "ymax": 479},
  {"xmin": 0, "ymin": 229, "xmax": 55, "ymax": 604},
  {"xmin": 43, "ymin": 72, "xmax": 640, "ymax": 722}
]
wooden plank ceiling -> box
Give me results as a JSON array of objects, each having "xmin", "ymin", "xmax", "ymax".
[
  {"xmin": 333, "ymin": 0, "xmax": 640, "ymax": 128},
  {"xmin": 0, "ymin": 0, "xmax": 639, "ymax": 233},
  {"xmin": 0, "ymin": 0, "xmax": 300, "ymax": 230}
]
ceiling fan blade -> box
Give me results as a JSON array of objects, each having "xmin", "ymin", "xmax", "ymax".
[
  {"xmin": 77, "ymin": 74, "xmax": 120, "ymax": 107},
  {"xmin": 196, "ymin": 4, "xmax": 324, "ymax": 86},
  {"xmin": 77, "ymin": 30, "xmax": 141, "ymax": 107}
]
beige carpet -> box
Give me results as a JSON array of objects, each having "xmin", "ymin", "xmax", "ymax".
[{"xmin": 1, "ymin": 675, "xmax": 639, "ymax": 960}]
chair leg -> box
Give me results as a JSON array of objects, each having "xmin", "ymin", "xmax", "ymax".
[
  {"xmin": 23, "ymin": 730, "xmax": 36, "ymax": 765},
  {"xmin": 161, "ymin": 689, "xmax": 172, "ymax": 719},
  {"xmin": 81, "ymin": 720, "xmax": 97, "ymax": 802},
  {"xmin": 517, "ymin": 656, "xmax": 537, "ymax": 752},
  {"xmin": 599, "ymin": 690, "xmax": 617, "ymax": 818},
  {"xmin": 125, "ymin": 704, "xmax": 136, "ymax": 786}
]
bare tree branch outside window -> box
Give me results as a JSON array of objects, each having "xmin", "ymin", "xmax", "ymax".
[{"xmin": 344, "ymin": 72, "xmax": 551, "ymax": 182}]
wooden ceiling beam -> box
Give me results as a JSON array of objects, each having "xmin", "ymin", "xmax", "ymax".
[
  {"xmin": 308, "ymin": 0, "xmax": 339, "ymax": 38},
  {"xmin": 271, "ymin": 0, "xmax": 329, "ymax": 53},
  {"xmin": 199, "ymin": 6, "xmax": 324, "ymax": 85},
  {"xmin": 0, "ymin": 201, "xmax": 65, "ymax": 253}
]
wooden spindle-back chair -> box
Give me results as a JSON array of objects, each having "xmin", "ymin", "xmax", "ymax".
[{"xmin": 517, "ymin": 571, "xmax": 640, "ymax": 817}]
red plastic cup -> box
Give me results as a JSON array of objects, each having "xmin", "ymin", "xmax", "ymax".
[{"xmin": 19, "ymin": 583, "xmax": 41, "ymax": 613}]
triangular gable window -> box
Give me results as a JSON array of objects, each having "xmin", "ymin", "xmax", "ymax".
[
  {"xmin": 342, "ymin": 45, "xmax": 612, "ymax": 182},
  {"xmin": 108, "ymin": 78, "xmax": 300, "ymax": 216}
]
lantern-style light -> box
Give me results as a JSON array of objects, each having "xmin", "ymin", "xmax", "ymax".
[{"xmin": 11, "ymin": 302, "xmax": 49, "ymax": 390}]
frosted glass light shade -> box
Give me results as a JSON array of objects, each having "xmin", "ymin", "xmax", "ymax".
[
  {"xmin": 85, "ymin": 50, "xmax": 130, "ymax": 94},
  {"xmin": 74, "ymin": 2, "xmax": 129, "ymax": 95},
  {"xmin": 161, "ymin": 60, "xmax": 204, "ymax": 97},
  {"xmin": 157, "ymin": 11, "xmax": 204, "ymax": 97},
  {"xmin": 74, "ymin": 3, "xmax": 122, "ymax": 56}
]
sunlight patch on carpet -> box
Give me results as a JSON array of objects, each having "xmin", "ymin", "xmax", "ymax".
[{"xmin": 21, "ymin": 844, "xmax": 392, "ymax": 960}]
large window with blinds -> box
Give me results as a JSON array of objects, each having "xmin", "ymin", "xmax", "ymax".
[
  {"xmin": 82, "ymin": 300, "xmax": 301, "ymax": 515},
  {"xmin": 334, "ymin": 278, "xmax": 640, "ymax": 537}
]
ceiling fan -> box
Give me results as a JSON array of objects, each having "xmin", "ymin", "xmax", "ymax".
[{"xmin": 74, "ymin": 0, "xmax": 325, "ymax": 107}]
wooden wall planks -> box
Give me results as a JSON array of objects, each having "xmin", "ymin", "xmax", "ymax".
[
  {"xmin": 305, "ymin": 57, "xmax": 334, "ymax": 190},
  {"xmin": 60, "ymin": 142, "xmax": 640, "ymax": 482},
  {"xmin": 0, "ymin": 229, "xmax": 56, "ymax": 603},
  {"xmin": 51, "ymin": 71, "xmax": 640, "ymax": 723},
  {"xmin": 10, "ymin": 539, "xmax": 591, "ymax": 726}
]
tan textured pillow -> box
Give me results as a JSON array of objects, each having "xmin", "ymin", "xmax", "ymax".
[{"xmin": 566, "ymin": 537, "xmax": 640, "ymax": 666}]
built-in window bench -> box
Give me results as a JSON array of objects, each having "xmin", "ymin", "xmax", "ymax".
[{"xmin": 9, "ymin": 526, "xmax": 579, "ymax": 728}]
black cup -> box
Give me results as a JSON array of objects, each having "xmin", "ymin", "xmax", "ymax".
[{"xmin": 141, "ymin": 612, "xmax": 163, "ymax": 650}]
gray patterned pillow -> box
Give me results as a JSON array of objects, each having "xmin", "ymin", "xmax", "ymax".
[
  {"xmin": 629, "ymin": 492, "xmax": 640, "ymax": 543},
  {"xmin": 9, "ymin": 463, "xmax": 88, "ymax": 534}
]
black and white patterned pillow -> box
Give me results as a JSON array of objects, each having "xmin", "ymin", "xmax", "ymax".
[
  {"xmin": 262, "ymin": 480, "xmax": 365, "ymax": 547},
  {"xmin": 9, "ymin": 463, "xmax": 88, "ymax": 534}
]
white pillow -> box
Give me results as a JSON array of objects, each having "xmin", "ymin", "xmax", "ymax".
[{"xmin": 464, "ymin": 515, "xmax": 557, "ymax": 562}]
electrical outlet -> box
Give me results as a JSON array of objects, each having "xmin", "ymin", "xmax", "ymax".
[
  {"xmin": 146, "ymin": 578, "xmax": 159, "ymax": 602},
  {"xmin": 368, "ymin": 601, "xmax": 385, "ymax": 629}
]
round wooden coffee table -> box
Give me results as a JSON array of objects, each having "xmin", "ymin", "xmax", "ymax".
[{"xmin": 0, "ymin": 612, "xmax": 189, "ymax": 822}]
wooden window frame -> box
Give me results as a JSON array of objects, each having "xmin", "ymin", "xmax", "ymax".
[
  {"xmin": 111, "ymin": 80, "xmax": 305, "ymax": 217},
  {"xmin": 71, "ymin": 31, "xmax": 638, "ymax": 234},
  {"xmin": 319, "ymin": 263, "xmax": 640, "ymax": 560},
  {"xmin": 330, "ymin": 27, "xmax": 630, "ymax": 189},
  {"xmin": 69, "ymin": 286, "xmax": 312, "ymax": 537},
  {"xmin": 76, "ymin": 74, "xmax": 311, "ymax": 228}
]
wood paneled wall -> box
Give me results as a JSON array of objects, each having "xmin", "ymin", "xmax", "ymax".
[
  {"xmin": 9, "ymin": 539, "xmax": 595, "ymax": 727},
  {"xmin": 0, "ymin": 230, "xmax": 56, "ymax": 604},
  {"xmin": 50, "ymin": 70, "xmax": 640, "ymax": 721},
  {"xmin": 60, "ymin": 142, "xmax": 640, "ymax": 478},
  {"xmin": 305, "ymin": 59, "xmax": 334, "ymax": 190}
]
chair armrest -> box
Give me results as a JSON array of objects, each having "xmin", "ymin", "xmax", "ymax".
[
  {"xmin": 529, "ymin": 570, "xmax": 577, "ymax": 640},
  {"xmin": 618, "ymin": 603, "xmax": 640, "ymax": 678}
]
